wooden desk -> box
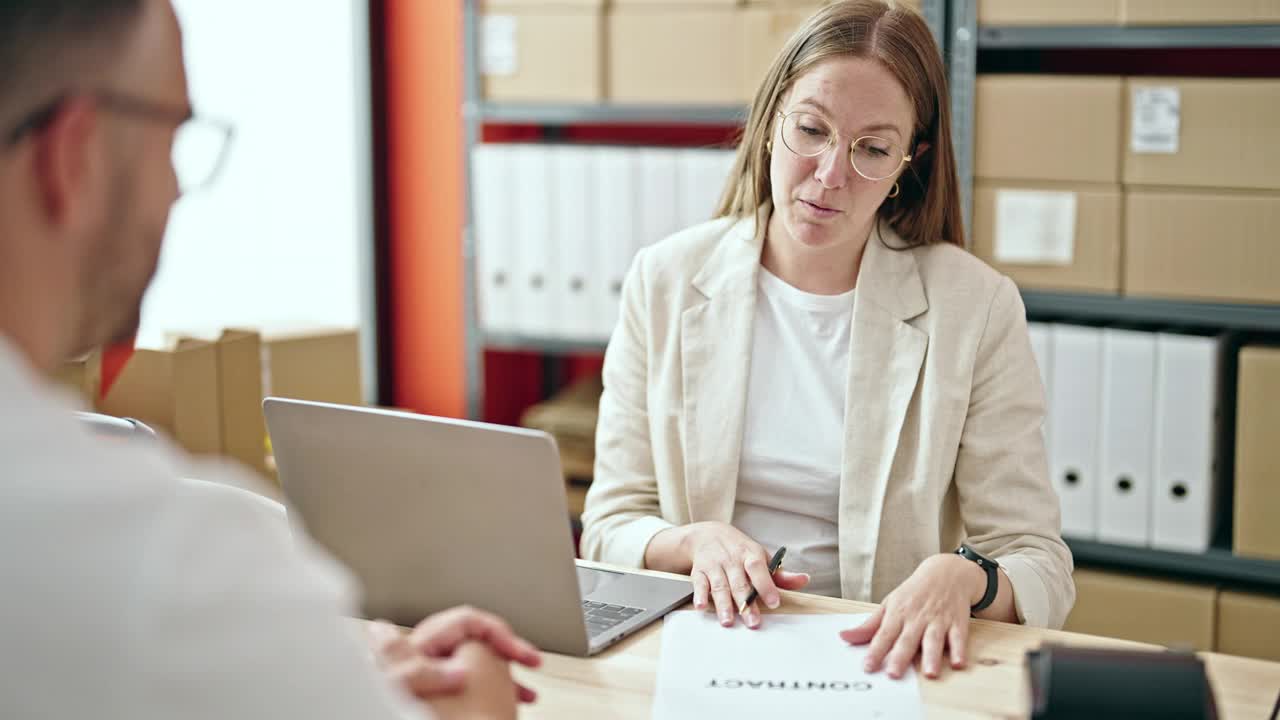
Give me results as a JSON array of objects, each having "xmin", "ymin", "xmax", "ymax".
[{"xmin": 514, "ymin": 562, "xmax": 1280, "ymax": 719}]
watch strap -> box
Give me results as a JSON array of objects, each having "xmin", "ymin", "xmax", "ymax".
[{"xmin": 956, "ymin": 545, "xmax": 999, "ymax": 612}]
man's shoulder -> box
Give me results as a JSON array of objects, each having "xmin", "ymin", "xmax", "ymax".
[{"xmin": 0, "ymin": 369, "xmax": 358, "ymax": 619}]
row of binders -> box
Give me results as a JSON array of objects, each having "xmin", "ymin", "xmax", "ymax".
[
  {"xmin": 1029, "ymin": 323, "xmax": 1221, "ymax": 554},
  {"xmin": 471, "ymin": 143, "xmax": 736, "ymax": 341}
]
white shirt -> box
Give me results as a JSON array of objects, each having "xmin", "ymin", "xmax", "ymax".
[
  {"xmin": 0, "ymin": 336, "xmax": 427, "ymax": 720},
  {"xmin": 732, "ymin": 268, "xmax": 855, "ymax": 598}
]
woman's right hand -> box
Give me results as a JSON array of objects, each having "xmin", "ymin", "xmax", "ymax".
[{"xmin": 646, "ymin": 522, "xmax": 810, "ymax": 629}]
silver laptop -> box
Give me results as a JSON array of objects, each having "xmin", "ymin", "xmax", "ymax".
[{"xmin": 263, "ymin": 397, "xmax": 692, "ymax": 656}]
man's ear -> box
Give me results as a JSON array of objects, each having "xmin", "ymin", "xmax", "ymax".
[{"xmin": 33, "ymin": 98, "xmax": 101, "ymax": 226}]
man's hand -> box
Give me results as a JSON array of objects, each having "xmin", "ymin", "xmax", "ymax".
[{"xmin": 369, "ymin": 605, "xmax": 542, "ymax": 703}]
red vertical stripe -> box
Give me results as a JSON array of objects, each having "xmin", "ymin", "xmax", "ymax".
[{"xmin": 385, "ymin": 0, "xmax": 466, "ymax": 417}]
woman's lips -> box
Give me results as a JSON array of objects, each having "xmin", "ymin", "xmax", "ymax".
[{"xmin": 800, "ymin": 199, "xmax": 840, "ymax": 217}]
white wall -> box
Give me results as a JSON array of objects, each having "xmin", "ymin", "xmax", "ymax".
[{"xmin": 139, "ymin": 0, "xmax": 374, "ymax": 395}]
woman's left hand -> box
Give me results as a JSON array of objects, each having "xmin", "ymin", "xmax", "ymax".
[{"xmin": 838, "ymin": 553, "xmax": 985, "ymax": 679}]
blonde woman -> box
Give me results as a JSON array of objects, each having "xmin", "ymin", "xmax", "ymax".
[{"xmin": 580, "ymin": 0, "xmax": 1074, "ymax": 680}]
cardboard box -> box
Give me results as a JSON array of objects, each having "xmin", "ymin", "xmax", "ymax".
[
  {"xmin": 742, "ymin": 6, "xmax": 822, "ymax": 99},
  {"xmin": 1217, "ymin": 591, "xmax": 1280, "ymax": 662},
  {"xmin": 216, "ymin": 330, "xmax": 269, "ymax": 476},
  {"xmin": 972, "ymin": 181, "xmax": 1122, "ymax": 293},
  {"xmin": 480, "ymin": 8, "xmax": 605, "ymax": 102},
  {"xmin": 1123, "ymin": 0, "xmax": 1280, "ymax": 26},
  {"xmin": 1124, "ymin": 78, "xmax": 1280, "ymax": 192},
  {"xmin": 975, "ymin": 75, "xmax": 1124, "ymax": 184},
  {"xmin": 609, "ymin": 8, "xmax": 746, "ymax": 104},
  {"xmin": 1235, "ymin": 346, "xmax": 1280, "ymax": 561},
  {"xmin": 263, "ymin": 329, "xmax": 363, "ymax": 407},
  {"xmin": 1065, "ymin": 569, "xmax": 1217, "ymax": 651},
  {"xmin": 979, "ymin": 0, "xmax": 1122, "ymax": 25},
  {"xmin": 96, "ymin": 340, "xmax": 222, "ymax": 455},
  {"xmin": 51, "ymin": 350, "xmax": 101, "ymax": 406},
  {"xmin": 1124, "ymin": 189, "xmax": 1280, "ymax": 305}
]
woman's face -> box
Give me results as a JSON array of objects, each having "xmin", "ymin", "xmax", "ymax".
[{"xmin": 768, "ymin": 56, "xmax": 917, "ymax": 255}]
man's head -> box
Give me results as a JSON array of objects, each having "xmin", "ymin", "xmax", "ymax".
[{"xmin": 0, "ymin": 0, "xmax": 188, "ymax": 371}]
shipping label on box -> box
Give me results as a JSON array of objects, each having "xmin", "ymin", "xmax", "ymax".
[
  {"xmin": 994, "ymin": 189, "xmax": 1077, "ymax": 265},
  {"xmin": 1130, "ymin": 86, "xmax": 1180, "ymax": 154},
  {"xmin": 481, "ymin": 15, "xmax": 519, "ymax": 77}
]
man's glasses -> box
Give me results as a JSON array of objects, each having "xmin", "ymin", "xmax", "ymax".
[{"xmin": 5, "ymin": 90, "xmax": 234, "ymax": 196}]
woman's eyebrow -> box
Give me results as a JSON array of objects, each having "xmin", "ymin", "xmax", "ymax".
[{"xmin": 790, "ymin": 97, "xmax": 904, "ymax": 139}]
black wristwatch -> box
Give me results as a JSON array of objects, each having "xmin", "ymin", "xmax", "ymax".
[{"xmin": 954, "ymin": 544, "xmax": 1000, "ymax": 612}]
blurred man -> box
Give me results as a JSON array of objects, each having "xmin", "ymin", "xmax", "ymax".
[{"xmin": 0, "ymin": 2, "xmax": 537, "ymax": 718}]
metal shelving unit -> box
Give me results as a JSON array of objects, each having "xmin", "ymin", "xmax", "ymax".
[
  {"xmin": 460, "ymin": 1, "xmax": 1280, "ymax": 598},
  {"xmin": 947, "ymin": 0, "xmax": 978, "ymax": 239},
  {"xmin": 979, "ymin": 24, "xmax": 1280, "ymax": 49},
  {"xmin": 1066, "ymin": 540, "xmax": 1280, "ymax": 595},
  {"xmin": 484, "ymin": 333, "xmax": 608, "ymax": 356},
  {"xmin": 1022, "ymin": 292, "xmax": 1280, "ymax": 333},
  {"xmin": 462, "ymin": 0, "xmax": 948, "ymax": 416},
  {"xmin": 462, "ymin": 0, "xmax": 484, "ymax": 419},
  {"xmin": 478, "ymin": 102, "xmax": 748, "ymax": 126},
  {"xmin": 947, "ymin": 0, "xmax": 1280, "ymax": 594}
]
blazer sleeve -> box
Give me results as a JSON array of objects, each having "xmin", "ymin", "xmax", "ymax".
[
  {"xmin": 954, "ymin": 275, "xmax": 1076, "ymax": 629},
  {"xmin": 579, "ymin": 248, "xmax": 676, "ymax": 567}
]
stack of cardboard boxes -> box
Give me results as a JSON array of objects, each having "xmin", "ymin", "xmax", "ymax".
[
  {"xmin": 54, "ymin": 328, "xmax": 364, "ymax": 487},
  {"xmin": 1123, "ymin": 78, "xmax": 1280, "ymax": 304},
  {"xmin": 480, "ymin": 1, "xmax": 922, "ymax": 105},
  {"xmin": 972, "ymin": 7, "xmax": 1280, "ymax": 303},
  {"xmin": 971, "ymin": 74, "xmax": 1125, "ymax": 293}
]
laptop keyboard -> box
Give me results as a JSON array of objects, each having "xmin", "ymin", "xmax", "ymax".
[{"xmin": 582, "ymin": 600, "xmax": 645, "ymax": 638}]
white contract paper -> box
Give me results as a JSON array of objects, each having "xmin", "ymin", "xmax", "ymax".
[{"xmin": 652, "ymin": 612, "xmax": 924, "ymax": 720}]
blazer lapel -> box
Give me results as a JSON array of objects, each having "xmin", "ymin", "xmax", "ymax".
[
  {"xmin": 681, "ymin": 217, "xmax": 761, "ymax": 524},
  {"xmin": 839, "ymin": 227, "xmax": 930, "ymax": 600}
]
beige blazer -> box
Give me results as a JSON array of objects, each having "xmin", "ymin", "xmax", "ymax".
[{"xmin": 580, "ymin": 213, "xmax": 1075, "ymax": 629}]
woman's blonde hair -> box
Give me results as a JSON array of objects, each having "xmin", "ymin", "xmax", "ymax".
[{"xmin": 716, "ymin": 0, "xmax": 964, "ymax": 248}]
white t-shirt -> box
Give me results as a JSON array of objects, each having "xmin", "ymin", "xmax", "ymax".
[
  {"xmin": 732, "ymin": 267, "xmax": 854, "ymax": 598},
  {"xmin": 0, "ymin": 336, "xmax": 428, "ymax": 720}
]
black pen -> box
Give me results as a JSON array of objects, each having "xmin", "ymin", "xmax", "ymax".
[{"xmin": 739, "ymin": 546, "xmax": 787, "ymax": 615}]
